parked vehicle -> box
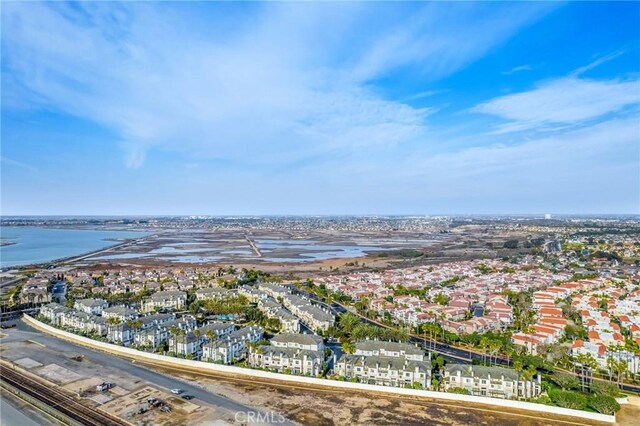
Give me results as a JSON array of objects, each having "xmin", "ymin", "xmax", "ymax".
[
  {"xmin": 96, "ymin": 382, "xmax": 114, "ymax": 392},
  {"xmin": 170, "ymin": 389, "xmax": 183, "ymax": 395},
  {"xmin": 181, "ymin": 394, "xmax": 194, "ymax": 400}
]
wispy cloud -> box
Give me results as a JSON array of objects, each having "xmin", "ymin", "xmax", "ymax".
[
  {"xmin": 501, "ymin": 65, "xmax": 532, "ymax": 75},
  {"xmin": 570, "ymin": 50, "xmax": 626, "ymax": 77},
  {"xmin": 473, "ymin": 77, "xmax": 639, "ymax": 133},
  {"xmin": 1, "ymin": 2, "xmax": 555, "ymax": 168},
  {"xmin": 0, "ymin": 156, "xmax": 38, "ymax": 173}
]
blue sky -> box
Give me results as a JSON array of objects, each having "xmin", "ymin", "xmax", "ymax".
[{"xmin": 1, "ymin": 1, "xmax": 639, "ymax": 215}]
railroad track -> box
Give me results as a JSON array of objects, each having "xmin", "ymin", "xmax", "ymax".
[{"xmin": 0, "ymin": 364, "xmax": 127, "ymax": 426}]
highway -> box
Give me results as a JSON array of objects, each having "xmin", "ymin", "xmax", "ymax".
[{"xmin": 1, "ymin": 321, "xmax": 296, "ymax": 425}]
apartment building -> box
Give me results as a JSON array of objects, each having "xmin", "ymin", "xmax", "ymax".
[
  {"xmin": 443, "ymin": 364, "xmax": 541, "ymax": 399},
  {"xmin": 202, "ymin": 326, "xmax": 263, "ymax": 364},
  {"xmin": 336, "ymin": 341, "xmax": 431, "ymax": 388},
  {"xmin": 141, "ymin": 290, "xmax": 187, "ymax": 313}
]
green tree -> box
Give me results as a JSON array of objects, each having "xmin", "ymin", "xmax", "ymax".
[
  {"xmin": 552, "ymin": 372, "xmax": 580, "ymax": 390},
  {"xmin": 590, "ymin": 380, "xmax": 620, "ymax": 397},
  {"xmin": 341, "ymin": 341, "xmax": 356, "ymax": 354},
  {"xmin": 548, "ymin": 389, "xmax": 587, "ymax": 410}
]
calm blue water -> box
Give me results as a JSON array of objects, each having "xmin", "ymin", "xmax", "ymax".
[{"xmin": 0, "ymin": 227, "xmax": 148, "ymax": 268}]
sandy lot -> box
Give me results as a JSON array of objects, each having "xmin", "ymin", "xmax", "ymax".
[{"xmin": 145, "ymin": 364, "xmax": 614, "ymax": 426}]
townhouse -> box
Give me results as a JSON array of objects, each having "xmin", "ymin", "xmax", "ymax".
[
  {"xmin": 195, "ymin": 287, "xmax": 236, "ymax": 301},
  {"xmin": 335, "ymin": 341, "xmax": 431, "ymax": 388},
  {"xmin": 249, "ymin": 333, "xmax": 326, "ymax": 376},
  {"xmin": 257, "ymin": 297, "xmax": 301, "ymax": 333},
  {"xmin": 103, "ymin": 305, "xmax": 138, "ymax": 321},
  {"xmin": 169, "ymin": 331, "xmax": 202, "ymax": 358},
  {"xmin": 202, "ymin": 326, "xmax": 264, "ymax": 364},
  {"xmin": 74, "ymin": 298, "xmax": 108, "ymax": 315},
  {"xmin": 40, "ymin": 302, "xmax": 72, "ymax": 325},
  {"xmin": 281, "ymin": 294, "xmax": 335, "ymax": 332},
  {"xmin": 141, "ymin": 290, "xmax": 187, "ymax": 313},
  {"xmin": 443, "ymin": 364, "xmax": 541, "ymax": 399}
]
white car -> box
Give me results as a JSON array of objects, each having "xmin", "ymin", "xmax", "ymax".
[{"xmin": 170, "ymin": 389, "xmax": 183, "ymax": 395}]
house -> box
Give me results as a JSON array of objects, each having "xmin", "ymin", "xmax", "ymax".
[
  {"xmin": 139, "ymin": 313, "xmax": 176, "ymax": 330},
  {"xmin": 169, "ymin": 331, "xmax": 202, "ymax": 358},
  {"xmin": 271, "ymin": 333, "xmax": 325, "ymax": 352},
  {"xmin": 198, "ymin": 322, "xmax": 236, "ymax": 341},
  {"xmin": 257, "ymin": 297, "xmax": 301, "ymax": 333},
  {"xmin": 40, "ymin": 303, "xmax": 72, "ymax": 325},
  {"xmin": 202, "ymin": 326, "xmax": 263, "ymax": 364},
  {"xmin": 141, "ymin": 290, "xmax": 187, "ymax": 313},
  {"xmin": 195, "ymin": 287, "xmax": 236, "ymax": 301},
  {"xmin": 335, "ymin": 340, "xmax": 431, "ymax": 389},
  {"xmin": 103, "ymin": 305, "xmax": 138, "ymax": 321},
  {"xmin": 354, "ymin": 341, "xmax": 426, "ymax": 361},
  {"xmin": 107, "ymin": 322, "xmax": 133, "ymax": 345},
  {"xmin": 59, "ymin": 310, "xmax": 107, "ymax": 336},
  {"xmin": 238, "ymin": 285, "xmax": 269, "ymax": 302},
  {"xmin": 281, "ymin": 294, "xmax": 335, "ymax": 332},
  {"xmin": 443, "ymin": 364, "xmax": 541, "ymax": 399},
  {"xmin": 74, "ymin": 298, "xmax": 109, "ymax": 315},
  {"xmin": 511, "ymin": 333, "xmax": 544, "ymax": 355},
  {"xmin": 335, "ymin": 354, "xmax": 431, "ymax": 388},
  {"xmin": 249, "ymin": 345, "xmax": 325, "ymax": 376},
  {"xmin": 21, "ymin": 284, "xmax": 51, "ymax": 304},
  {"xmin": 134, "ymin": 325, "xmax": 169, "ymax": 349}
]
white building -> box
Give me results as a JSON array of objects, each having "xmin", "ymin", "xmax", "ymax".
[
  {"xmin": 202, "ymin": 326, "xmax": 263, "ymax": 364},
  {"xmin": 443, "ymin": 365, "xmax": 541, "ymax": 399},
  {"xmin": 141, "ymin": 290, "xmax": 187, "ymax": 313},
  {"xmin": 74, "ymin": 298, "xmax": 109, "ymax": 315}
]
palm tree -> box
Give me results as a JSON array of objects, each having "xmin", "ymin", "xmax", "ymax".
[
  {"xmin": 606, "ymin": 356, "xmax": 616, "ymax": 382},
  {"xmin": 479, "ymin": 337, "xmax": 489, "ymax": 364},
  {"xmin": 341, "ymin": 341, "xmax": 356, "ymax": 354},
  {"xmin": 614, "ymin": 359, "xmax": 628, "ymax": 386},
  {"xmin": 489, "ymin": 340, "xmax": 502, "ymax": 366}
]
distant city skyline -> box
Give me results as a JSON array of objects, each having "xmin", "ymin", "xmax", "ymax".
[{"xmin": 2, "ymin": 2, "xmax": 639, "ymax": 215}]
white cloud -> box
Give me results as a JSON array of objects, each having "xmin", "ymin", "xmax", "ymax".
[
  {"xmin": 312, "ymin": 116, "xmax": 640, "ymax": 213},
  {"xmin": 570, "ymin": 50, "xmax": 625, "ymax": 77},
  {"xmin": 501, "ymin": 65, "xmax": 532, "ymax": 75},
  {"xmin": 473, "ymin": 77, "xmax": 640, "ymax": 133},
  {"xmin": 0, "ymin": 156, "xmax": 38, "ymax": 173},
  {"xmin": 1, "ymin": 2, "xmax": 553, "ymax": 168}
]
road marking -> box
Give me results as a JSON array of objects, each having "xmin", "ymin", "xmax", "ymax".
[{"xmin": 26, "ymin": 339, "xmax": 46, "ymax": 347}]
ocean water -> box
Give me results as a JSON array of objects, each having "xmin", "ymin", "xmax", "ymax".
[{"xmin": 0, "ymin": 227, "xmax": 148, "ymax": 268}]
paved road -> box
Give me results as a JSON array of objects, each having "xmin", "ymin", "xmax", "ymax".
[
  {"xmin": 1, "ymin": 321, "xmax": 296, "ymax": 425},
  {"xmin": 0, "ymin": 392, "xmax": 48, "ymax": 426},
  {"xmin": 299, "ymin": 290, "xmax": 483, "ymax": 364}
]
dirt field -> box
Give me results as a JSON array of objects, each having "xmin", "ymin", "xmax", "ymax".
[{"xmin": 144, "ymin": 363, "xmax": 614, "ymax": 426}]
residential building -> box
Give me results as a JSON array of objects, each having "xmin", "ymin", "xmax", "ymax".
[
  {"xmin": 443, "ymin": 364, "xmax": 541, "ymax": 399},
  {"xmin": 102, "ymin": 305, "xmax": 138, "ymax": 321},
  {"xmin": 141, "ymin": 290, "xmax": 187, "ymax": 313},
  {"xmin": 202, "ymin": 326, "xmax": 263, "ymax": 364},
  {"xmin": 74, "ymin": 298, "xmax": 108, "ymax": 315}
]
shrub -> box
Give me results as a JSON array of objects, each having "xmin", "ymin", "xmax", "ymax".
[
  {"xmin": 590, "ymin": 381, "xmax": 620, "ymax": 397},
  {"xmin": 531, "ymin": 395, "xmax": 553, "ymax": 405},
  {"xmin": 588, "ymin": 394, "xmax": 620, "ymax": 415},
  {"xmin": 447, "ymin": 387, "xmax": 471, "ymax": 395},
  {"xmin": 551, "ymin": 373, "xmax": 580, "ymax": 390},
  {"xmin": 548, "ymin": 389, "xmax": 588, "ymax": 410}
]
